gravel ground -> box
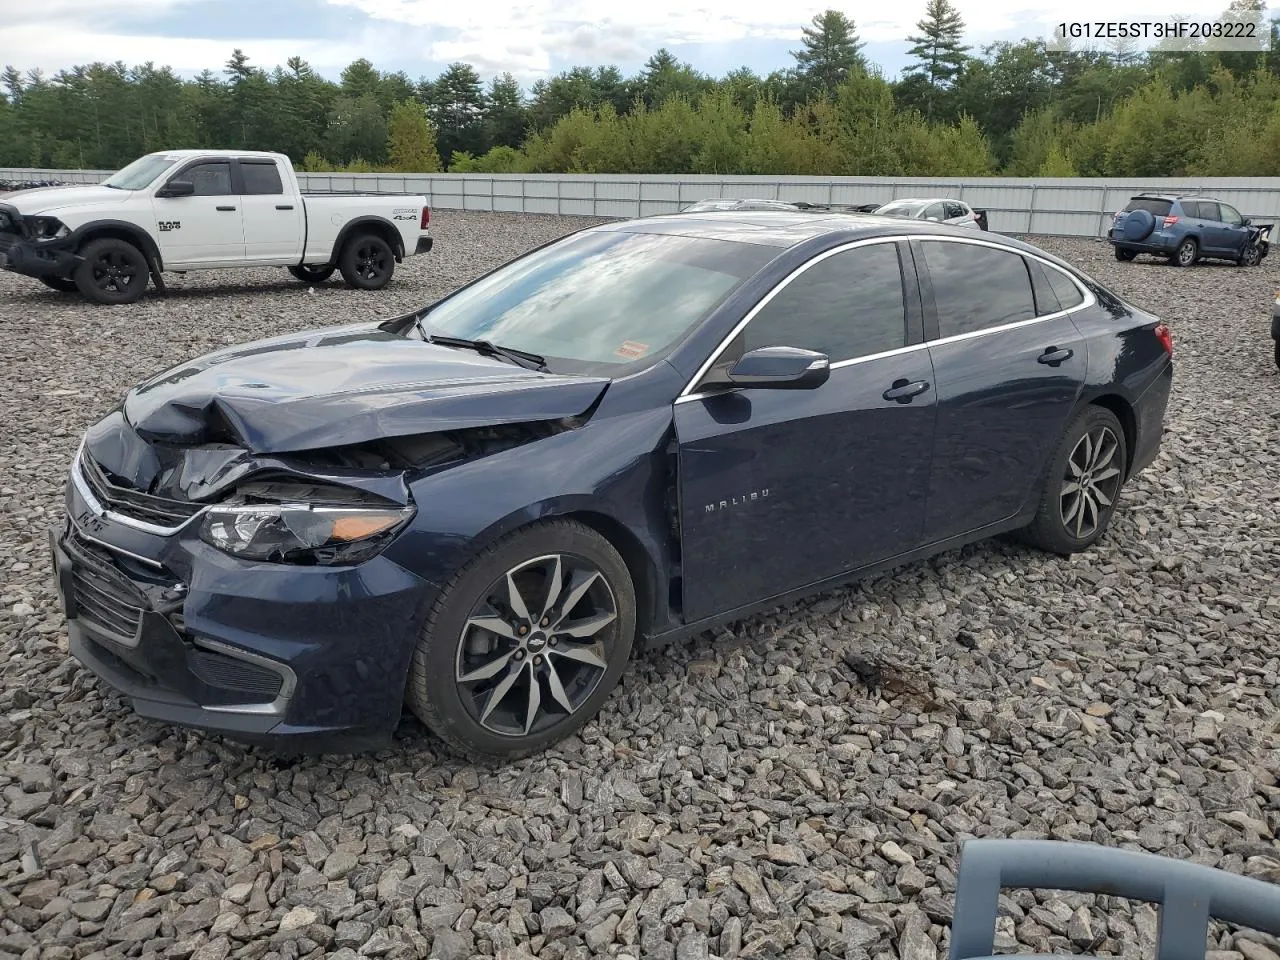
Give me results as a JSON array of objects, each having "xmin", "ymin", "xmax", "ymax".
[{"xmin": 2, "ymin": 212, "xmax": 1279, "ymax": 960}]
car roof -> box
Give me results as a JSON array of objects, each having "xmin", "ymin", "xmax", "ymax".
[
  {"xmin": 593, "ymin": 210, "xmax": 1020, "ymax": 252},
  {"xmin": 145, "ymin": 149, "xmax": 288, "ymax": 160}
]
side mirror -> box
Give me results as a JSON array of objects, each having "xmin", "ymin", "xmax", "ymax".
[
  {"xmin": 726, "ymin": 346, "xmax": 830, "ymax": 390},
  {"xmin": 157, "ymin": 180, "xmax": 194, "ymax": 198},
  {"xmin": 1242, "ymin": 217, "xmax": 1251, "ymax": 226}
]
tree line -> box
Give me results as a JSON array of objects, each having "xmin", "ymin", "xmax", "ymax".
[{"xmin": 2, "ymin": 0, "xmax": 1279, "ymax": 178}]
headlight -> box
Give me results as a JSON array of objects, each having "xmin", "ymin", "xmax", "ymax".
[
  {"xmin": 199, "ymin": 503, "xmax": 414, "ymax": 565},
  {"xmin": 28, "ymin": 216, "xmax": 70, "ymax": 241}
]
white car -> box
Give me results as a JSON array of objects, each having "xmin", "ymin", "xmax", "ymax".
[
  {"xmin": 875, "ymin": 197, "xmax": 987, "ymax": 230},
  {"xmin": 0, "ymin": 150, "xmax": 433, "ymax": 304}
]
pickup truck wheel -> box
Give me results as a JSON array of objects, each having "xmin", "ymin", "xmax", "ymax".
[
  {"xmin": 74, "ymin": 238, "xmax": 149, "ymax": 305},
  {"xmin": 288, "ymin": 264, "xmax": 335, "ymax": 284},
  {"xmin": 339, "ymin": 234, "xmax": 395, "ymax": 290},
  {"xmin": 40, "ymin": 277, "xmax": 80, "ymax": 293}
]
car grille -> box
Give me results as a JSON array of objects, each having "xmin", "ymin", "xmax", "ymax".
[
  {"xmin": 79, "ymin": 452, "xmax": 204, "ymax": 529},
  {"xmin": 188, "ymin": 648, "xmax": 283, "ymax": 701},
  {"xmin": 64, "ymin": 528, "xmax": 148, "ymax": 643}
]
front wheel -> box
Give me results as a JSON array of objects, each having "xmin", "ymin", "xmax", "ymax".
[
  {"xmin": 1114, "ymin": 247, "xmax": 1136, "ymax": 262},
  {"xmin": 73, "ymin": 238, "xmax": 149, "ymax": 305},
  {"xmin": 288, "ymin": 264, "xmax": 334, "ymax": 284},
  {"xmin": 338, "ymin": 233, "xmax": 395, "ymax": 290},
  {"xmin": 1171, "ymin": 237, "xmax": 1198, "ymax": 267},
  {"xmin": 1239, "ymin": 243, "xmax": 1263, "ymax": 267},
  {"xmin": 40, "ymin": 276, "xmax": 80, "ymax": 293},
  {"xmin": 406, "ymin": 520, "xmax": 636, "ymax": 760},
  {"xmin": 1018, "ymin": 406, "xmax": 1128, "ymax": 556}
]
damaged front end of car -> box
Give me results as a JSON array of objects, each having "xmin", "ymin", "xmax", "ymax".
[{"xmin": 51, "ymin": 319, "xmax": 613, "ymax": 749}]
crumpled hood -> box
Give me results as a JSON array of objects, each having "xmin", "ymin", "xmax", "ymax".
[
  {"xmin": 3, "ymin": 185, "xmax": 130, "ymax": 214},
  {"xmin": 120, "ymin": 322, "xmax": 610, "ymax": 454}
]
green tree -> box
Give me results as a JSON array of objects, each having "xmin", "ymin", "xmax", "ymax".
[
  {"xmin": 429, "ymin": 62, "xmax": 486, "ymax": 163},
  {"xmin": 791, "ymin": 10, "xmax": 866, "ymax": 100},
  {"xmin": 903, "ymin": 0, "xmax": 970, "ymax": 120},
  {"xmin": 1038, "ymin": 144, "xmax": 1076, "ymax": 175},
  {"xmin": 484, "ymin": 73, "xmax": 527, "ymax": 149},
  {"xmin": 387, "ymin": 100, "xmax": 441, "ymax": 171},
  {"xmin": 324, "ymin": 94, "xmax": 388, "ymax": 165}
]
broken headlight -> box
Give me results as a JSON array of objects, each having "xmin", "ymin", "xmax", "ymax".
[
  {"xmin": 27, "ymin": 216, "xmax": 70, "ymax": 241},
  {"xmin": 199, "ymin": 503, "xmax": 414, "ymax": 565}
]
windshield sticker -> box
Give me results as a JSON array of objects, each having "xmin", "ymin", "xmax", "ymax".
[{"xmin": 615, "ymin": 340, "xmax": 650, "ymax": 360}]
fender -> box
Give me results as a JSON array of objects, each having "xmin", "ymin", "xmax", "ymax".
[
  {"xmin": 327, "ymin": 216, "xmax": 405, "ymax": 266},
  {"xmin": 68, "ymin": 219, "xmax": 165, "ymax": 271}
]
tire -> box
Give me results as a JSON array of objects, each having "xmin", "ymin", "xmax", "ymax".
[
  {"xmin": 1274, "ymin": 339, "xmax": 1280, "ymax": 371},
  {"xmin": 73, "ymin": 238, "xmax": 149, "ymax": 305},
  {"xmin": 1238, "ymin": 243, "xmax": 1263, "ymax": 267},
  {"xmin": 1171, "ymin": 237, "xmax": 1198, "ymax": 267},
  {"xmin": 1114, "ymin": 247, "xmax": 1136, "ymax": 262},
  {"xmin": 406, "ymin": 519, "xmax": 636, "ymax": 760},
  {"xmin": 40, "ymin": 276, "xmax": 80, "ymax": 293},
  {"xmin": 338, "ymin": 233, "xmax": 395, "ymax": 290},
  {"xmin": 1018, "ymin": 405, "xmax": 1128, "ymax": 556},
  {"xmin": 288, "ymin": 264, "xmax": 335, "ymax": 284}
]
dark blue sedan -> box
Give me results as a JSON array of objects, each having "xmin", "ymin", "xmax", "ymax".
[{"xmin": 51, "ymin": 211, "xmax": 1174, "ymax": 758}]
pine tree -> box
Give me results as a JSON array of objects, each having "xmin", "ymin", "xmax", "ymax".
[
  {"xmin": 791, "ymin": 10, "xmax": 866, "ymax": 100},
  {"xmin": 904, "ymin": 0, "xmax": 970, "ymax": 118},
  {"xmin": 387, "ymin": 100, "xmax": 441, "ymax": 172}
]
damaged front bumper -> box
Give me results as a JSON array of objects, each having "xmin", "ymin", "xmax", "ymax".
[
  {"xmin": 51, "ymin": 447, "xmax": 439, "ymax": 751},
  {"xmin": 0, "ymin": 232, "xmax": 80, "ymax": 280}
]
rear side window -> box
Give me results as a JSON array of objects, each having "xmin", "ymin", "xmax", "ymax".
[
  {"xmin": 1124, "ymin": 197, "xmax": 1173, "ymax": 216},
  {"xmin": 1026, "ymin": 259, "xmax": 1061, "ymax": 316},
  {"xmin": 240, "ymin": 162, "xmax": 283, "ymax": 196},
  {"xmin": 1195, "ymin": 201, "xmax": 1220, "ymax": 220},
  {"xmin": 922, "ymin": 240, "xmax": 1036, "ymax": 338},
  {"xmin": 741, "ymin": 242, "xmax": 907, "ymax": 362},
  {"xmin": 1043, "ymin": 263, "xmax": 1084, "ymax": 310}
]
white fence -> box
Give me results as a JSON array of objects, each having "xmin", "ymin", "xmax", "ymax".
[{"xmin": 4, "ymin": 166, "xmax": 1280, "ymax": 238}]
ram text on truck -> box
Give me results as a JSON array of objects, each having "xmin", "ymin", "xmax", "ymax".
[{"xmin": 0, "ymin": 150, "xmax": 433, "ymax": 304}]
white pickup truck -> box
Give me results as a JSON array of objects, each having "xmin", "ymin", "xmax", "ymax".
[{"xmin": 0, "ymin": 149, "xmax": 433, "ymax": 304}]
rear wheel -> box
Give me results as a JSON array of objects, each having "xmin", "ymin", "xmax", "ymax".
[
  {"xmin": 40, "ymin": 276, "xmax": 80, "ymax": 293},
  {"xmin": 73, "ymin": 238, "xmax": 149, "ymax": 305},
  {"xmin": 406, "ymin": 519, "xmax": 636, "ymax": 760},
  {"xmin": 1018, "ymin": 406, "xmax": 1128, "ymax": 556},
  {"xmin": 338, "ymin": 233, "xmax": 395, "ymax": 290},
  {"xmin": 1171, "ymin": 237, "xmax": 1199, "ymax": 267},
  {"xmin": 288, "ymin": 264, "xmax": 334, "ymax": 283},
  {"xmin": 1114, "ymin": 247, "xmax": 1136, "ymax": 262}
]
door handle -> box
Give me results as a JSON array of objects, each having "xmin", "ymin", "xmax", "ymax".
[
  {"xmin": 883, "ymin": 379, "xmax": 930, "ymax": 403},
  {"xmin": 276, "ymin": 204, "xmax": 294, "ymax": 210},
  {"xmin": 216, "ymin": 205, "xmax": 236, "ymax": 212},
  {"xmin": 1038, "ymin": 347, "xmax": 1074, "ymax": 366}
]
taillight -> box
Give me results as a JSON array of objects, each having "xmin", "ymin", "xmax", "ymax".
[
  {"xmin": 421, "ymin": 206, "xmax": 431, "ymax": 229},
  {"xmin": 1162, "ymin": 216, "xmax": 1178, "ymax": 228},
  {"xmin": 1154, "ymin": 323, "xmax": 1173, "ymax": 357}
]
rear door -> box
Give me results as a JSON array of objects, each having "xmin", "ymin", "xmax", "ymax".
[
  {"xmin": 914, "ymin": 237, "xmax": 1089, "ymax": 544},
  {"xmin": 673, "ymin": 239, "xmax": 936, "ymax": 622},
  {"xmin": 150, "ymin": 159, "xmax": 245, "ymax": 266},
  {"xmin": 236, "ymin": 159, "xmax": 304, "ymax": 264},
  {"xmin": 1191, "ymin": 201, "xmax": 1229, "ymax": 253}
]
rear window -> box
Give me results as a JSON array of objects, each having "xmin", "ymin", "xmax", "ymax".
[{"xmin": 1124, "ymin": 197, "xmax": 1173, "ymax": 216}]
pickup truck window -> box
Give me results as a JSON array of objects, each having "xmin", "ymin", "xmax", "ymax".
[
  {"xmin": 241, "ymin": 161, "xmax": 284, "ymax": 196},
  {"xmin": 103, "ymin": 154, "xmax": 179, "ymax": 190},
  {"xmin": 185, "ymin": 162, "xmax": 234, "ymax": 196}
]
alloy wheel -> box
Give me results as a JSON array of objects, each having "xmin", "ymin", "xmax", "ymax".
[
  {"xmin": 91, "ymin": 250, "xmax": 139, "ymax": 294},
  {"xmin": 455, "ymin": 553, "xmax": 618, "ymax": 737},
  {"xmin": 1060, "ymin": 426, "xmax": 1123, "ymax": 540},
  {"xmin": 354, "ymin": 243, "xmax": 389, "ymax": 282},
  {"xmin": 1177, "ymin": 242, "xmax": 1196, "ymax": 266}
]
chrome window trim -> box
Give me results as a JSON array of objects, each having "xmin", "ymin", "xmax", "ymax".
[
  {"xmin": 676, "ymin": 232, "xmax": 1097, "ymax": 404},
  {"xmin": 72, "ymin": 441, "xmax": 208, "ymax": 537},
  {"xmin": 194, "ymin": 637, "xmax": 297, "ymax": 717}
]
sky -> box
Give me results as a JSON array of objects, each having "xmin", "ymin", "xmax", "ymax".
[{"xmin": 2, "ymin": 0, "xmax": 1263, "ymax": 89}]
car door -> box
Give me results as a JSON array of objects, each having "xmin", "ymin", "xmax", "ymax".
[
  {"xmin": 236, "ymin": 158, "xmax": 304, "ymax": 264},
  {"xmin": 672, "ymin": 239, "xmax": 937, "ymax": 623},
  {"xmin": 1189, "ymin": 201, "xmax": 1227, "ymax": 254},
  {"xmin": 921, "ymin": 202, "xmax": 947, "ymax": 223},
  {"xmin": 913, "ymin": 237, "xmax": 1089, "ymax": 545},
  {"xmin": 151, "ymin": 159, "xmax": 245, "ymax": 266},
  {"xmin": 1213, "ymin": 201, "xmax": 1249, "ymax": 257}
]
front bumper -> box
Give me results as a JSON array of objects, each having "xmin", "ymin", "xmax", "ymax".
[
  {"xmin": 52, "ymin": 460, "xmax": 438, "ymax": 751},
  {"xmin": 0, "ymin": 233, "xmax": 79, "ymax": 280}
]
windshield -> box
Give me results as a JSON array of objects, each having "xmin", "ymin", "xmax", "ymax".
[
  {"xmin": 103, "ymin": 154, "xmax": 179, "ymax": 190},
  {"xmin": 413, "ymin": 230, "xmax": 776, "ymax": 374},
  {"xmin": 877, "ymin": 201, "xmax": 927, "ymax": 217}
]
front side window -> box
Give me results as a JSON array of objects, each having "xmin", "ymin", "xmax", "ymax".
[
  {"xmin": 922, "ymin": 240, "xmax": 1036, "ymax": 338},
  {"xmin": 922, "ymin": 202, "xmax": 946, "ymax": 222},
  {"xmin": 180, "ymin": 162, "xmax": 233, "ymax": 196},
  {"xmin": 737, "ymin": 242, "xmax": 907, "ymax": 362},
  {"xmin": 414, "ymin": 230, "xmax": 776, "ymax": 374},
  {"xmin": 103, "ymin": 154, "xmax": 179, "ymax": 190},
  {"xmin": 1218, "ymin": 202, "xmax": 1243, "ymax": 226}
]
